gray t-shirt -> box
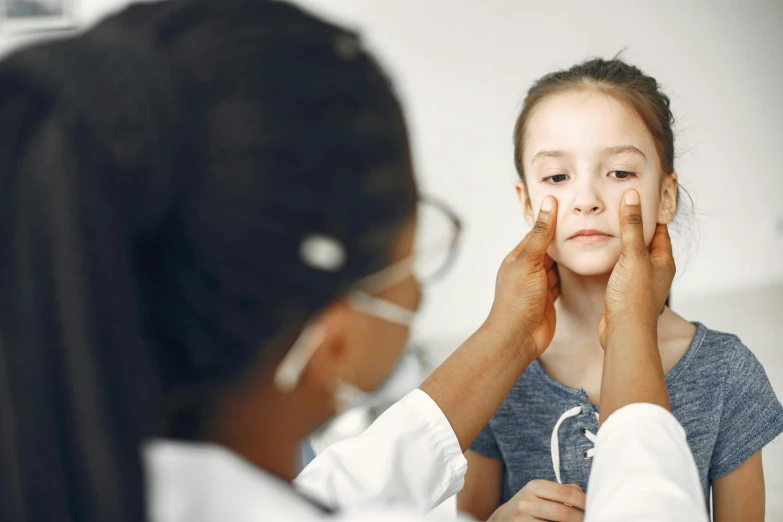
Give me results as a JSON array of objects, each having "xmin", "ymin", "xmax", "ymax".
[{"xmin": 469, "ymin": 323, "xmax": 783, "ymax": 506}]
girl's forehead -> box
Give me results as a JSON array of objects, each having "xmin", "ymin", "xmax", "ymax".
[{"xmin": 524, "ymin": 89, "xmax": 655, "ymax": 159}]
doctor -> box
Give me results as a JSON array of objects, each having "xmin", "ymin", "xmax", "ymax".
[{"xmin": 0, "ymin": 1, "xmax": 706, "ymax": 522}]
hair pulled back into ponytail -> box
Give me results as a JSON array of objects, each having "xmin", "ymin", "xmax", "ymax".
[{"xmin": 513, "ymin": 58, "xmax": 676, "ymax": 182}]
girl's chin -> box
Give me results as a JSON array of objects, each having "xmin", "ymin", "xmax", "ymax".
[
  {"xmin": 569, "ymin": 268, "xmax": 614, "ymax": 278},
  {"xmin": 554, "ymin": 258, "xmax": 618, "ymax": 277}
]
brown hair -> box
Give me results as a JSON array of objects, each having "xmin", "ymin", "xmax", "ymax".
[{"xmin": 513, "ymin": 58, "xmax": 675, "ymax": 184}]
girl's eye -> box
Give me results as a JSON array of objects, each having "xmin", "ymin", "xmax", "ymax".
[
  {"xmin": 543, "ymin": 174, "xmax": 569, "ymax": 184},
  {"xmin": 609, "ymin": 170, "xmax": 636, "ymax": 180}
]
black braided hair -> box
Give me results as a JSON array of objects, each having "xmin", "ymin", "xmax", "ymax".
[{"xmin": 0, "ymin": 1, "xmax": 417, "ymax": 521}]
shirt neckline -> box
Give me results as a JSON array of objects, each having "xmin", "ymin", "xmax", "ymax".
[{"xmin": 530, "ymin": 322, "xmax": 708, "ymax": 406}]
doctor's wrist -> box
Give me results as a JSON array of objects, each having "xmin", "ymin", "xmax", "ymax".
[
  {"xmin": 602, "ymin": 317, "xmax": 657, "ymax": 352},
  {"xmin": 479, "ymin": 318, "xmax": 538, "ymax": 363}
]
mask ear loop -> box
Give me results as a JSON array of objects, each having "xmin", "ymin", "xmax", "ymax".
[
  {"xmin": 276, "ymin": 230, "xmax": 417, "ymax": 393},
  {"xmin": 347, "ymin": 291, "xmax": 415, "ymax": 326},
  {"xmin": 275, "ymin": 233, "xmax": 344, "ymax": 393},
  {"xmin": 273, "ymin": 323, "xmax": 369, "ymax": 413},
  {"xmin": 274, "ymin": 324, "xmax": 326, "ymax": 392},
  {"xmin": 273, "ymin": 290, "xmax": 416, "ymax": 394}
]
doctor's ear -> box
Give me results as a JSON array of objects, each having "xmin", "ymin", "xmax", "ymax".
[
  {"xmin": 515, "ymin": 181, "xmax": 535, "ymax": 228},
  {"xmin": 295, "ymin": 303, "xmax": 352, "ymax": 390},
  {"xmin": 657, "ymin": 173, "xmax": 679, "ymax": 225}
]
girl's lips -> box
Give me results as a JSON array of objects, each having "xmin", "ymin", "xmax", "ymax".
[
  {"xmin": 569, "ymin": 234, "xmax": 612, "ymax": 243},
  {"xmin": 568, "ymin": 229, "xmax": 613, "ymax": 242}
]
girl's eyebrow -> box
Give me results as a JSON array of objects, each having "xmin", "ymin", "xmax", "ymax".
[
  {"xmin": 531, "ymin": 149, "xmax": 569, "ymax": 164},
  {"xmin": 602, "ymin": 145, "xmax": 647, "ymax": 160},
  {"xmin": 531, "ymin": 145, "xmax": 646, "ymax": 165}
]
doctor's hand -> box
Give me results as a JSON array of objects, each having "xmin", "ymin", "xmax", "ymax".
[
  {"xmin": 487, "ymin": 480, "xmax": 585, "ymax": 522},
  {"xmin": 598, "ymin": 189, "xmax": 675, "ymax": 347},
  {"xmin": 420, "ymin": 197, "xmax": 557, "ymax": 453},
  {"xmin": 486, "ymin": 196, "xmax": 559, "ymax": 358}
]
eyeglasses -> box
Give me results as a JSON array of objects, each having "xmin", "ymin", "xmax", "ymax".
[
  {"xmin": 345, "ymin": 196, "xmax": 462, "ymax": 326},
  {"xmin": 274, "ymin": 196, "xmax": 462, "ymax": 391},
  {"xmin": 354, "ymin": 196, "xmax": 463, "ymax": 294}
]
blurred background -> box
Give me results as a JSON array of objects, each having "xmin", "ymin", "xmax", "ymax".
[{"xmin": 2, "ymin": 0, "xmax": 781, "ymax": 520}]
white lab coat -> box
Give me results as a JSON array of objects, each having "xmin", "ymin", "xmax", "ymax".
[{"xmin": 145, "ymin": 390, "xmax": 708, "ymax": 521}]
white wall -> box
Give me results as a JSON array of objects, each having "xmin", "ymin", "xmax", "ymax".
[
  {"xmin": 286, "ymin": 0, "xmax": 783, "ymax": 343},
  {"xmin": 0, "ymin": 0, "xmax": 155, "ymax": 56}
]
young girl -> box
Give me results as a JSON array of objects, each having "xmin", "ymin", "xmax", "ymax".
[{"xmin": 457, "ymin": 58, "xmax": 783, "ymax": 522}]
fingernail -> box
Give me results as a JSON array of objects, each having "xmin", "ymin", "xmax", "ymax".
[
  {"xmin": 624, "ymin": 189, "xmax": 640, "ymax": 205},
  {"xmin": 541, "ymin": 196, "xmax": 553, "ymax": 212}
]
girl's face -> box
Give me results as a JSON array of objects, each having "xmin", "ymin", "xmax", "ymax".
[{"xmin": 519, "ymin": 89, "xmax": 678, "ymax": 276}]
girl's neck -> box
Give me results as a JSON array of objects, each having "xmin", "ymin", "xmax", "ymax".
[{"xmin": 555, "ymin": 264, "xmax": 610, "ymax": 335}]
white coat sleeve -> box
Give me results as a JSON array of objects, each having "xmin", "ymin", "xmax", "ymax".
[
  {"xmin": 294, "ymin": 389, "xmax": 468, "ymax": 513},
  {"xmin": 585, "ymin": 403, "xmax": 709, "ymax": 522}
]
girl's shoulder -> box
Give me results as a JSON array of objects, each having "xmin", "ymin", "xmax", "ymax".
[
  {"xmin": 675, "ymin": 322, "xmax": 780, "ymax": 422},
  {"xmin": 655, "ymin": 312, "xmax": 751, "ymax": 382},
  {"xmin": 666, "ymin": 322, "xmax": 778, "ymax": 415},
  {"xmin": 687, "ymin": 323, "xmax": 758, "ymax": 369},
  {"xmin": 682, "ymin": 324, "xmax": 783, "ymax": 479}
]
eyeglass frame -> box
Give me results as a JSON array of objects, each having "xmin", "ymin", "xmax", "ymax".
[{"xmin": 353, "ymin": 195, "xmax": 463, "ymax": 294}]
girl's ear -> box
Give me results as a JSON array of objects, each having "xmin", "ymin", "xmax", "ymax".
[
  {"xmin": 515, "ymin": 181, "xmax": 534, "ymax": 227},
  {"xmin": 658, "ymin": 173, "xmax": 678, "ymax": 225}
]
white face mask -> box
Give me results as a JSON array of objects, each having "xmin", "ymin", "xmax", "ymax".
[
  {"xmin": 276, "ymin": 198, "xmax": 462, "ymax": 412},
  {"xmin": 331, "ymin": 343, "xmax": 423, "ymax": 412},
  {"xmin": 273, "ymin": 290, "xmax": 416, "ymax": 413}
]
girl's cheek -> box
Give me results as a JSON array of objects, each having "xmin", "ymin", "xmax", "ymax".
[{"xmin": 546, "ymin": 243, "xmax": 561, "ymax": 265}]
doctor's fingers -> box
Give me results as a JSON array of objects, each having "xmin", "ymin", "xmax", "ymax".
[
  {"xmin": 547, "ymin": 265, "xmax": 559, "ymax": 290},
  {"xmin": 520, "ymin": 196, "xmax": 557, "ymax": 266},
  {"xmin": 507, "ymin": 197, "xmax": 557, "ymax": 265}
]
